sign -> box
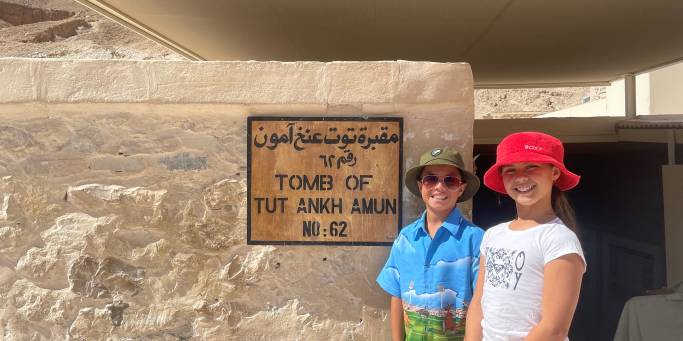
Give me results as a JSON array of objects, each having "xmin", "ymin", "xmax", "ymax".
[{"xmin": 247, "ymin": 117, "xmax": 403, "ymax": 245}]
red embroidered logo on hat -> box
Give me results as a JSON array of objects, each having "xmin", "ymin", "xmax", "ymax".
[{"xmin": 524, "ymin": 145, "xmax": 542, "ymax": 151}]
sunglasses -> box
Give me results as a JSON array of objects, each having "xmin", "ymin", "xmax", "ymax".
[{"xmin": 419, "ymin": 175, "xmax": 464, "ymax": 189}]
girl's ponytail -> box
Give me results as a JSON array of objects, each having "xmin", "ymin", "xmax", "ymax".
[{"xmin": 552, "ymin": 187, "xmax": 578, "ymax": 233}]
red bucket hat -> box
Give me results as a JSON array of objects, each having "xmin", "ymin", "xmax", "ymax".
[{"xmin": 483, "ymin": 132, "xmax": 580, "ymax": 194}]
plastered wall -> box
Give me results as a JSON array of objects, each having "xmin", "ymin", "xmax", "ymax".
[{"xmin": 0, "ymin": 59, "xmax": 474, "ymax": 340}]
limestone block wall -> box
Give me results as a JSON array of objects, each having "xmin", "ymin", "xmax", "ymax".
[{"xmin": 0, "ymin": 58, "xmax": 474, "ymax": 340}]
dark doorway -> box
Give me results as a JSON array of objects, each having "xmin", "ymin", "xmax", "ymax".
[{"xmin": 472, "ymin": 142, "xmax": 668, "ymax": 341}]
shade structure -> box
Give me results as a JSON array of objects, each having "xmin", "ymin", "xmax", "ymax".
[{"xmin": 75, "ymin": 0, "xmax": 683, "ymax": 87}]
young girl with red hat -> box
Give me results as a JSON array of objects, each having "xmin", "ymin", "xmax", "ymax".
[{"xmin": 464, "ymin": 132, "xmax": 586, "ymax": 341}]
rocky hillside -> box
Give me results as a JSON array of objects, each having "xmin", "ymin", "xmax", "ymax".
[
  {"xmin": 0, "ymin": 0, "xmax": 183, "ymax": 60},
  {"xmin": 475, "ymin": 86, "xmax": 605, "ymax": 119}
]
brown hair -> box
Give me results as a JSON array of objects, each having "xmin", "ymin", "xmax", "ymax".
[{"xmin": 551, "ymin": 186, "xmax": 578, "ymax": 233}]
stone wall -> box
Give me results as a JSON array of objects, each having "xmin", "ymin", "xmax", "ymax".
[{"xmin": 0, "ymin": 59, "xmax": 474, "ymax": 340}]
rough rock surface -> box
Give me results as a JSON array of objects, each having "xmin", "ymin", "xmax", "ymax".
[
  {"xmin": 0, "ymin": 110, "xmax": 392, "ymax": 340},
  {"xmin": 0, "ymin": 56, "xmax": 478, "ymax": 339},
  {"xmin": 475, "ymin": 86, "xmax": 606, "ymax": 119},
  {"xmin": 0, "ymin": 0, "xmax": 183, "ymax": 60}
]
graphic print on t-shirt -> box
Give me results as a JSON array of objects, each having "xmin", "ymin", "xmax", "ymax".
[{"xmin": 485, "ymin": 247, "xmax": 526, "ymax": 290}]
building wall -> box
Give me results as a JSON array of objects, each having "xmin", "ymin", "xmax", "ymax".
[
  {"xmin": 0, "ymin": 59, "xmax": 474, "ymax": 340},
  {"xmin": 650, "ymin": 61, "xmax": 683, "ymax": 115},
  {"xmin": 604, "ymin": 74, "xmax": 653, "ymax": 116}
]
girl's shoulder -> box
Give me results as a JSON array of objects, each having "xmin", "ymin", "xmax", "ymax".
[
  {"xmin": 540, "ymin": 218, "xmax": 578, "ymax": 238},
  {"xmin": 538, "ymin": 218, "xmax": 586, "ymax": 269}
]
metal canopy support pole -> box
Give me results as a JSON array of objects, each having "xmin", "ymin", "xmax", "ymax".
[
  {"xmin": 625, "ymin": 74, "xmax": 637, "ymax": 118},
  {"xmin": 667, "ymin": 130, "xmax": 677, "ymax": 165}
]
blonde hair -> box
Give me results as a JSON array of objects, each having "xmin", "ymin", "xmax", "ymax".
[{"xmin": 551, "ymin": 186, "xmax": 578, "ymax": 233}]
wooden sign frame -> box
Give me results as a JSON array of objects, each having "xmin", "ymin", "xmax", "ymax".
[{"xmin": 247, "ymin": 116, "xmax": 403, "ymax": 246}]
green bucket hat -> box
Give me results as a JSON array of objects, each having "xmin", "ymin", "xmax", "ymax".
[{"xmin": 405, "ymin": 147, "xmax": 480, "ymax": 202}]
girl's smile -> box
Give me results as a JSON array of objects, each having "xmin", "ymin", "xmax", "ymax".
[{"xmin": 512, "ymin": 183, "xmax": 535, "ymax": 194}]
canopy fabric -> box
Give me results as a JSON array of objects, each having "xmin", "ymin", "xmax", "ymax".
[{"xmin": 75, "ymin": 0, "xmax": 683, "ymax": 87}]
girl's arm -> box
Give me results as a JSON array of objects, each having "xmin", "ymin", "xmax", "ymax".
[
  {"xmin": 390, "ymin": 296, "xmax": 404, "ymax": 341},
  {"xmin": 464, "ymin": 255, "xmax": 486, "ymax": 341},
  {"xmin": 523, "ymin": 253, "xmax": 584, "ymax": 341}
]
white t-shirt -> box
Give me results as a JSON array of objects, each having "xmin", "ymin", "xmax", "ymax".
[{"xmin": 480, "ymin": 218, "xmax": 586, "ymax": 341}]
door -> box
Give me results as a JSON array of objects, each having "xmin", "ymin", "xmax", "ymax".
[{"xmin": 663, "ymin": 165, "xmax": 683, "ymax": 286}]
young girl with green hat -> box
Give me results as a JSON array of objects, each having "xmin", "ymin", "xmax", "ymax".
[
  {"xmin": 377, "ymin": 147, "xmax": 484, "ymax": 341},
  {"xmin": 465, "ymin": 132, "xmax": 586, "ymax": 341}
]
